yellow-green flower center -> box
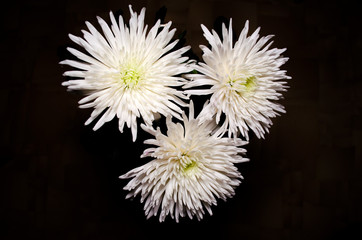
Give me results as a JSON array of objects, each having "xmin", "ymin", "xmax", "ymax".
[
  {"xmin": 179, "ymin": 153, "xmax": 198, "ymax": 176},
  {"xmin": 120, "ymin": 68, "xmax": 142, "ymax": 89},
  {"xmin": 227, "ymin": 75, "xmax": 257, "ymax": 95},
  {"xmin": 183, "ymin": 161, "xmax": 197, "ymax": 173},
  {"xmin": 110, "ymin": 60, "xmax": 145, "ymax": 89},
  {"xmin": 244, "ymin": 76, "xmax": 257, "ymax": 90}
]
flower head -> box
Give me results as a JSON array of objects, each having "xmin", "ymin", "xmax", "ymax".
[
  {"xmin": 60, "ymin": 5, "xmax": 191, "ymax": 141},
  {"xmin": 184, "ymin": 20, "xmax": 290, "ymax": 140},
  {"xmin": 120, "ymin": 101, "xmax": 248, "ymax": 222}
]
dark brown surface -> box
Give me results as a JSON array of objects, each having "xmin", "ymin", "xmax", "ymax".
[{"xmin": 1, "ymin": 0, "xmax": 361, "ymax": 239}]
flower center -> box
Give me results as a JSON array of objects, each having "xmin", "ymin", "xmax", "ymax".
[
  {"xmin": 244, "ymin": 76, "xmax": 257, "ymax": 90},
  {"xmin": 110, "ymin": 60, "xmax": 145, "ymax": 89},
  {"xmin": 227, "ymin": 75, "xmax": 257, "ymax": 96},
  {"xmin": 120, "ymin": 68, "xmax": 142, "ymax": 89},
  {"xmin": 179, "ymin": 153, "xmax": 198, "ymax": 176}
]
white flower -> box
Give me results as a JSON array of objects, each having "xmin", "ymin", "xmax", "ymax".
[
  {"xmin": 120, "ymin": 101, "xmax": 248, "ymax": 222},
  {"xmin": 60, "ymin": 5, "xmax": 191, "ymax": 141},
  {"xmin": 184, "ymin": 20, "xmax": 290, "ymax": 140}
]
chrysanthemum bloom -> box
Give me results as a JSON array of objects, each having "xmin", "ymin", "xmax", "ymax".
[
  {"xmin": 60, "ymin": 6, "xmax": 191, "ymax": 141},
  {"xmin": 184, "ymin": 20, "xmax": 290, "ymax": 140},
  {"xmin": 120, "ymin": 101, "xmax": 248, "ymax": 222}
]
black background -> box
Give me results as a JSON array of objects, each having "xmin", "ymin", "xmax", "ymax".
[{"xmin": 1, "ymin": 0, "xmax": 362, "ymax": 239}]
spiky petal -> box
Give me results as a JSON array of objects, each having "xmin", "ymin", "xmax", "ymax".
[
  {"xmin": 184, "ymin": 20, "xmax": 290, "ymax": 140},
  {"xmin": 60, "ymin": 5, "xmax": 191, "ymax": 141},
  {"xmin": 120, "ymin": 101, "xmax": 249, "ymax": 222}
]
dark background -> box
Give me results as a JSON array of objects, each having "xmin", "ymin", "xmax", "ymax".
[{"xmin": 1, "ymin": 0, "xmax": 361, "ymax": 239}]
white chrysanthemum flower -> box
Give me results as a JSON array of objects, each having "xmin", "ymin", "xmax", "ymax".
[
  {"xmin": 120, "ymin": 101, "xmax": 248, "ymax": 222},
  {"xmin": 184, "ymin": 20, "xmax": 290, "ymax": 140},
  {"xmin": 60, "ymin": 6, "xmax": 191, "ymax": 141}
]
